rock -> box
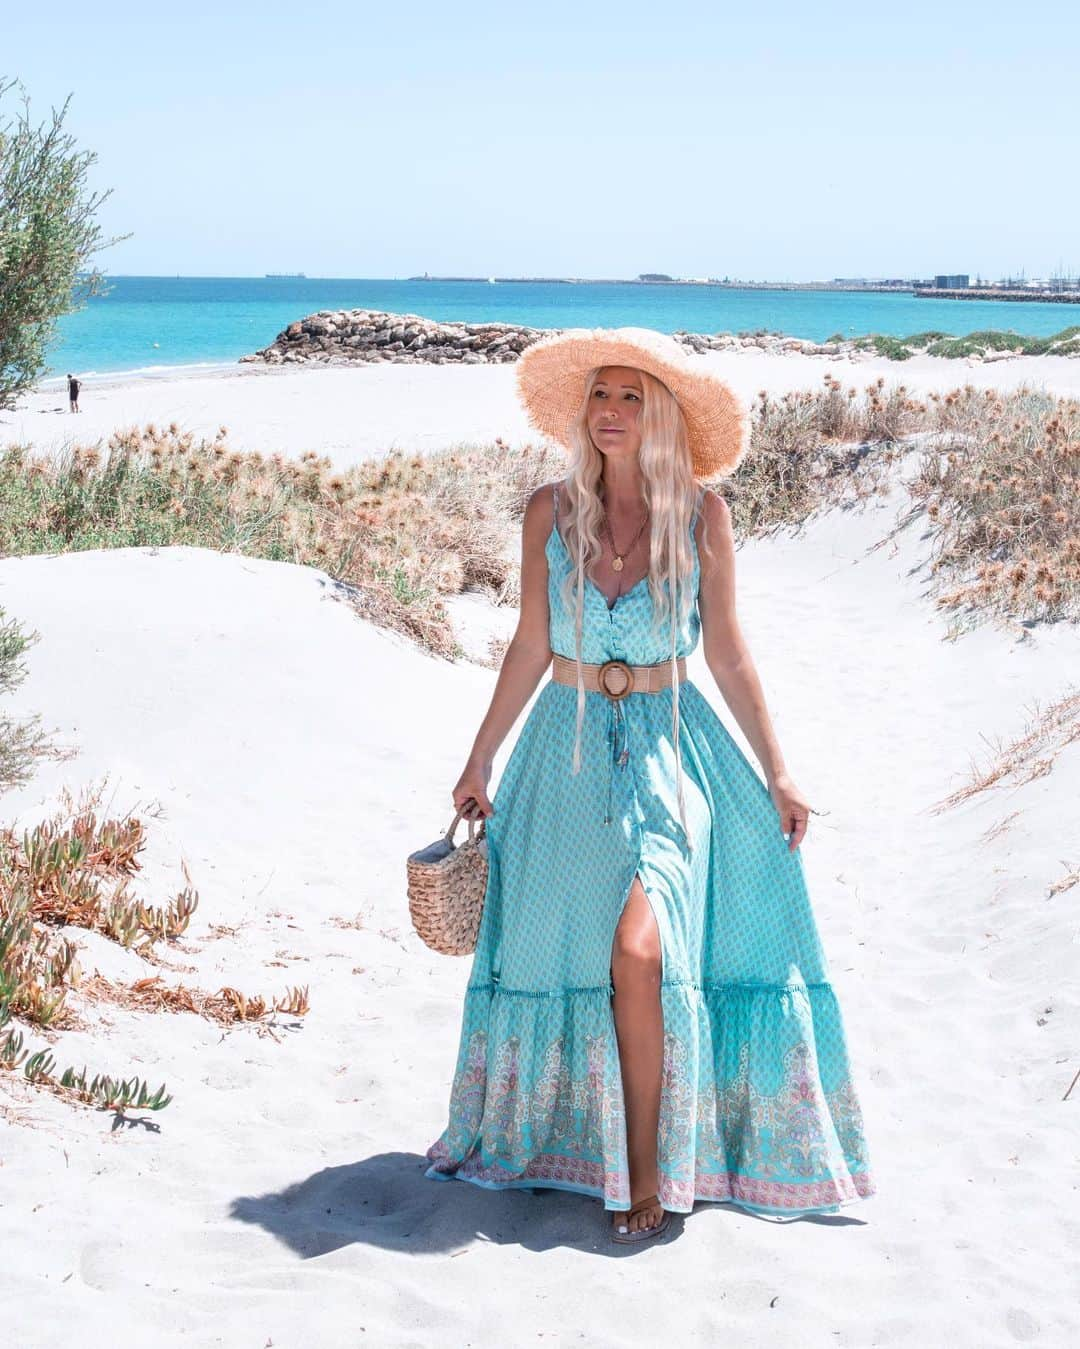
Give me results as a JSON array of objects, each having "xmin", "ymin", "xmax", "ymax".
[{"xmin": 244, "ymin": 305, "xmax": 893, "ymax": 372}]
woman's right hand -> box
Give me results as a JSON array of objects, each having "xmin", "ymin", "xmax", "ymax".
[{"xmin": 452, "ymin": 755, "xmax": 494, "ymax": 821}]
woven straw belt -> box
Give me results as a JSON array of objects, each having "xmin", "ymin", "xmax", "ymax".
[{"xmin": 550, "ymin": 652, "xmax": 687, "ymax": 702}]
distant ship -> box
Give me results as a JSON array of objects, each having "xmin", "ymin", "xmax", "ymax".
[{"xmin": 265, "ymin": 272, "xmax": 306, "ymax": 278}]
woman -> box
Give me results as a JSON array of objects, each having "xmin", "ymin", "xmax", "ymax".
[{"xmin": 424, "ymin": 327, "xmax": 875, "ymax": 1243}]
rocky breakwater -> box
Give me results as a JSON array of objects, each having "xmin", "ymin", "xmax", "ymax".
[
  {"xmin": 242, "ymin": 309, "xmax": 849, "ymax": 367},
  {"xmin": 244, "ymin": 310, "xmax": 538, "ymax": 366}
]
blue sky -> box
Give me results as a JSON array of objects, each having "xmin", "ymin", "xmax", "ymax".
[{"xmin": 5, "ymin": 0, "xmax": 1078, "ymax": 280}]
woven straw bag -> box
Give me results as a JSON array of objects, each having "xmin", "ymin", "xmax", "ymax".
[{"xmin": 406, "ymin": 806, "xmax": 489, "ymax": 956}]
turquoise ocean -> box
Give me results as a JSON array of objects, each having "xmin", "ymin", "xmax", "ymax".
[{"xmin": 44, "ymin": 276, "xmax": 1080, "ymax": 387}]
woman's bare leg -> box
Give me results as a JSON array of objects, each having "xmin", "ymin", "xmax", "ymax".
[{"xmin": 609, "ymin": 875, "xmax": 665, "ymax": 1234}]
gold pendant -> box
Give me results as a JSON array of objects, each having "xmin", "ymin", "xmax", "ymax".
[{"xmin": 612, "ymin": 556, "xmax": 624, "ymax": 572}]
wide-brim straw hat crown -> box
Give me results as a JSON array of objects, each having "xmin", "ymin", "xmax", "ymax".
[{"xmin": 515, "ymin": 326, "xmax": 750, "ymax": 479}]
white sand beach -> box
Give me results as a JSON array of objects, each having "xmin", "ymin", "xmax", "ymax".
[
  {"xmin": 7, "ymin": 347, "xmax": 1080, "ymax": 464},
  {"xmin": 1, "ymin": 356, "xmax": 1078, "ymax": 1346}
]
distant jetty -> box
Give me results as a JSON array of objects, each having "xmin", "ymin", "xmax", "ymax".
[
  {"xmin": 405, "ymin": 275, "xmax": 913, "ymax": 293},
  {"xmin": 408, "ymin": 275, "xmax": 578, "ymax": 284},
  {"xmin": 265, "ymin": 272, "xmax": 307, "ymax": 279},
  {"xmin": 407, "ymin": 275, "xmax": 1080, "ymax": 305},
  {"xmin": 915, "ymin": 287, "xmax": 1080, "ymax": 304}
]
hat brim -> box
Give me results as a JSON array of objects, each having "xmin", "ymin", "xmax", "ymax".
[{"xmin": 514, "ymin": 326, "xmax": 750, "ymax": 478}]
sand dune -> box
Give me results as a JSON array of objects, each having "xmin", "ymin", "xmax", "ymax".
[
  {"xmin": 6, "ymin": 346, "xmax": 1080, "ymax": 465},
  {"xmin": 1, "ymin": 442, "xmax": 1077, "ymax": 1344}
]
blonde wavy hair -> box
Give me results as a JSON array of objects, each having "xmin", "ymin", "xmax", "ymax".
[{"xmin": 556, "ymin": 365, "xmax": 708, "ymax": 851}]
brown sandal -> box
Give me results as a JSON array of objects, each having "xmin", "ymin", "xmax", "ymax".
[{"xmin": 611, "ymin": 1192, "xmax": 671, "ymax": 1244}]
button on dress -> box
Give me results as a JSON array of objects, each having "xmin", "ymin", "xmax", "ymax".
[{"xmin": 424, "ymin": 483, "xmax": 875, "ymax": 1218}]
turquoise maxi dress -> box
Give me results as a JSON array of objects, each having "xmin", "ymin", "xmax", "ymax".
[{"xmin": 424, "ymin": 483, "xmax": 875, "ymax": 1218}]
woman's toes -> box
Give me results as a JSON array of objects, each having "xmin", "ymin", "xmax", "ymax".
[{"xmin": 612, "ymin": 1197, "xmax": 664, "ymax": 1235}]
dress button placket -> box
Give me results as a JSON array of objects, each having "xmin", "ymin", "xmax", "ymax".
[{"xmin": 601, "ymin": 604, "xmax": 632, "ymax": 825}]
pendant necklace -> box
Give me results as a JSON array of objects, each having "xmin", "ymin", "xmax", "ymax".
[{"xmin": 600, "ymin": 501, "xmax": 649, "ymax": 574}]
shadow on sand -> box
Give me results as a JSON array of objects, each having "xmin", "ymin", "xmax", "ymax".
[{"xmin": 229, "ymin": 1152, "xmax": 864, "ymax": 1258}]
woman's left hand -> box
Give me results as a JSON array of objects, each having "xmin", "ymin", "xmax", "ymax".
[{"xmin": 768, "ymin": 772, "xmax": 811, "ymax": 852}]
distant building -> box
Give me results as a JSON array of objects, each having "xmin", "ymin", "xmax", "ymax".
[
  {"xmin": 934, "ymin": 274, "xmax": 970, "ymax": 288},
  {"xmin": 830, "ymin": 277, "xmax": 911, "ymax": 288}
]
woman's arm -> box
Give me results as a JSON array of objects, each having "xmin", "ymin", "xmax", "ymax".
[
  {"xmin": 452, "ymin": 482, "xmax": 555, "ymax": 819},
  {"xmin": 696, "ymin": 489, "xmax": 810, "ymax": 849}
]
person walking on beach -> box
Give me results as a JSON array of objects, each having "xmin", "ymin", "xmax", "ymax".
[
  {"xmin": 423, "ymin": 327, "xmax": 875, "ymax": 1243},
  {"xmin": 67, "ymin": 374, "xmax": 81, "ymax": 412}
]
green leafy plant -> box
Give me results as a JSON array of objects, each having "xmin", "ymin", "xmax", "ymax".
[{"xmin": 0, "ymin": 78, "xmax": 129, "ymax": 407}]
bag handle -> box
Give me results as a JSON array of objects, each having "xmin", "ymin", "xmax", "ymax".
[{"xmin": 445, "ymin": 804, "xmax": 487, "ymax": 845}]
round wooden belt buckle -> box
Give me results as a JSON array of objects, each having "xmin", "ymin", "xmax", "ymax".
[{"xmin": 597, "ymin": 659, "xmax": 634, "ymax": 700}]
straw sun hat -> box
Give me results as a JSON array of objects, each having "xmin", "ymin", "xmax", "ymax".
[{"xmin": 514, "ymin": 326, "xmax": 750, "ymax": 479}]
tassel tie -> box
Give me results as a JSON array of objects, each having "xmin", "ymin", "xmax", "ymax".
[{"xmin": 603, "ymin": 697, "xmax": 630, "ymax": 826}]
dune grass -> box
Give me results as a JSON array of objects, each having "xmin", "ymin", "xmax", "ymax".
[
  {"xmin": 0, "ymin": 778, "xmax": 312, "ymax": 1112},
  {"xmin": 835, "ymin": 325, "xmax": 1080, "ymax": 361},
  {"xmin": 0, "ymin": 604, "xmax": 310, "ymax": 1113},
  {"xmin": 1, "ymin": 377, "xmax": 1077, "ymax": 659},
  {"xmin": 0, "ymin": 425, "xmax": 566, "ymax": 660},
  {"xmin": 910, "ymin": 387, "xmax": 1080, "ymax": 624},
  {"xmin": 722, "ymin": 374, "xmax": 921, "ymax": 534},
  {"xmin": 0, "ymin": 609, "xmax": 56, "ymax": 793},
  {"xmin": 0, "ymin": 611, "xmax": 181, "ymax": 1110},
  {"xmin": 930, "ymin": 686, "xmax": 1080, "ymax": 814},
  {"xmin": 0, "ymin": 376, "xmax": 913, "ymax": 651}
]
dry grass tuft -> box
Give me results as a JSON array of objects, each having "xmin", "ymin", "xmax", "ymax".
[
  {"xmin": 1, "ymin": 777, "xmax": 310, "ymax": 1111},
  {"xmin": 931, "ymin": 687, "xmax": 1080, "ymax": 813},
  {"xmin": 79, "ymin": 973, "xmax": 310, "ymax": 1025},
  {"xmin": 328, "ymin": 914, "xmax": 365, "ymax": 931},
  {"xmin": 909, "ymin": 386, "xmax": 1080, "ymax": 623},
  {"xmin": 0, "ymin": 786, "xmax": 181, "ymax": 1109},
  {"xmin": 980, "ymin": 810, "xmax": 1021, "ymax": 843},
  {"xmin": 484, "ymin": 632, "xmax": 512, "ymax": 670},
  {"xmin": 719, "ymin": 375, "xmax": 923, "ymax": 535},
  {"xmin": 0, "ymin": 786, "xmax": 199, "ymax": 1032}
]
